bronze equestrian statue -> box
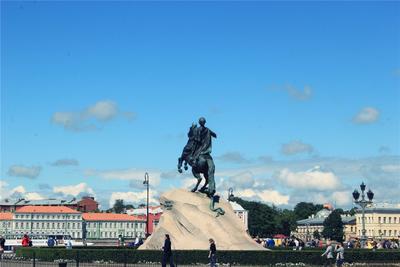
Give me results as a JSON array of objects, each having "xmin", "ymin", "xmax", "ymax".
[{"xmin": 178, "ymin": 117, "xmax": 217, "ymax": 197}]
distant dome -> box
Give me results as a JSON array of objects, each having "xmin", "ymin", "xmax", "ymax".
[{"xmin": 315, "ymin": 208, "xmax": 332, "ymax": 218}]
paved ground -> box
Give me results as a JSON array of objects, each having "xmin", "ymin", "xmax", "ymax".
[{"xmin": 1, "ymin": 261, "xmax": 400, "ymax": 267}]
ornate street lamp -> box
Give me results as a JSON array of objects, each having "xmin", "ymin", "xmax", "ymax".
[
  {"xmin": 143, "ymin": 172, "xmax": 150, "ymax": 237},
  {"xmin": 228, "ymin": 188, "xmax": 234, "ymax": 202},
  {"xmin": 352, "ymin": 182, "xmax": 374, "ymax": 248}
]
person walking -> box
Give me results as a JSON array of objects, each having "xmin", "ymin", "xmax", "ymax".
[
  {"xmin": 162, "ymin": 234, "xmax": 174, "ymax": 267},
  {"xmin": 208, "ymin": 238, "xmax": 217, "ymax": 267},
  {"xmin": 321, "ymin": 241, "xmax": 334, "ymax": 267},
  {"xmin": 335, "ymin": 242, "xmax": 345, "ymax": 267},
  {"xmin": 0, "ymin": 235, "xmax": 5, "ymax": 260},
  {"xmin": 22, "ymin": 234, "xmax": 30, "ymax": 247},
  {"xmin": 47, "ymin": 236, "xmax": 55, "ymax": 247}
]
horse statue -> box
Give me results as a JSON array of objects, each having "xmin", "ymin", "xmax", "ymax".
[{"xmin": 178, "ymin": 117, "xmax": 217, "ymax": 197}]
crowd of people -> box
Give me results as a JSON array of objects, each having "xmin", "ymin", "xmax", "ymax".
[{"xmin": 254, "ymin": 234, "xmax": 400, "ymax": 251}]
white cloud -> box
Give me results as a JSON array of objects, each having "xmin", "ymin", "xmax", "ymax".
[
  {"xmin": 53, "ymin": 183, "xmax": 95, "ymax": 197},
  {"xmin": 285, "ymin": 85, "xmax": 313, "ymax": 101},
  {"xmin": 51, "ymin": 100, "xmax": 135, "ymax": 131},
  {"xmin": 229, "ymin": 171, "xmax": 255, "ymax": 188},
  {"xmin": 281, "ymin": 140, "xmax": 314, "ymax": 155},
  {"xmin": 381, "ymin": 164, "xmax": 400, "ymax": 173},
  {"xmin": 353, "ymin": 107, "xmax": 379, "ymax": 124},
  {"xmin": 217, "ymin": 152, "xmax": 251, "ymax": 164},
  {"xmin": 109, "ymin": 191, "xmax": 159, "ymax": 207},
  {"xmin": 0, "ymin": 182, "xmax": 45, "ymax": 201},
  {"xmin": 236, "ymin": 189, "xmax": 289, "ymax": 205},
  {"xmin": 11, "ymin": 185, "xmax": 26, "ymax": 194},
  {"xmin": 182, "ymin": 179, "xmax": 197, "ymax": 190},
  {"xmin": 86, "ymin": 168, "xmax": 161, "ymax": 187},
  {"xmin": 24, "ymin": 192, "xmax": 45, "ymax": 200},
  {"xmin": 8, "ymin": 165, "xmax": 41, "ymax": 179},
  {"xmin": 275, "ymin": 166, "xmax": 341, "ymax": 191},
  {"xmin": 86, "ymin": 101, "xmax": 118, "ymax": 121},
  {"xmin": 331, "ymin": 191, "xmax": 352, "ymax": 206},
  {"xmin": 269, "ymin": 84, "xmax": 313, "ymax": 101},
  {"xmin": 51, "ymin": 159, "xmax": 79, "ymax": 167}
]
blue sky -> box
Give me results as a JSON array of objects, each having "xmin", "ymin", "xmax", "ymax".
[{"xmin": 1, "ymin": 1, "xmax": 399, "ymax": 209}]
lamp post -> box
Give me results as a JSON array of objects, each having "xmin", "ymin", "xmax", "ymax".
[
  {"xmin": 143, "ymin": 172, "xmax": 150, "ymax": 237},
  {"xmin": 352, "ymin": 182, "xmax": 374, "ymax": 248},
  {"xmin": 228, "ymin": 188, "xmax": 234, "ymax": 202}
]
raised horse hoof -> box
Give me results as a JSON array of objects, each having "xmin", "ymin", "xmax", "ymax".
[
  {"xmin": 178, "ymin": 168, "xmax": 183, "ymax": 173},
  {"xmin": 184, "ymin": 166, "xmax": 188, "ymax": 171},
  {"xmin": 191, "ymin": 188, "xmax": 197, "ymax": 192}
]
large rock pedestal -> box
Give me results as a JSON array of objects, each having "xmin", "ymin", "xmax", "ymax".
[{"xmin": 139, "ymin": 189, "xmax": 264, "ymax": 250}]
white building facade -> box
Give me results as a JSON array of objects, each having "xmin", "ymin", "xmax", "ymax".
[
  {"xmin": 229, "ymin": 201, "xmax": 249, "ymax": 230},
  {"xmin": 83, "ymin": 213, "xmax": 146, "ymax": 239},
  {"xmin": 12, "ymin": 206, "xmax": 83, "ymax": 238}
]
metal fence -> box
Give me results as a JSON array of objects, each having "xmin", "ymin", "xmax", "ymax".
[{"xmin": 1, "ymin": 252, "xmax": 200, "ymax": 267}]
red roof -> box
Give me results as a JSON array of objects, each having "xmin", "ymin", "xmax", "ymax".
[
  {"xmin": 16, "ymin": 206, "xmax": 80, "ymax": 214},
  {"xmin": 0, "ymin": 212, "xmax": 13, "ymax": 220},
  {"xmin": 82, "ymin": 213, "xmax": 145, "ymax": 221}
]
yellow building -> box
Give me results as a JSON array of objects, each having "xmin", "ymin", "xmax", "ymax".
[
  {"xmin": 355, "ymin": 205, "xmax": 400, "ymax": 240},
  {"xmin": 293, "ymin": 208, "xmax": 356, "ymax": 241}
]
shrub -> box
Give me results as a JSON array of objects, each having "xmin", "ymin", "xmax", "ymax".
[{"xmin": 16, "ymin": 247, "xmax": 400, "ymax": 265}]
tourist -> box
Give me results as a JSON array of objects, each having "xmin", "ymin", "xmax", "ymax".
[
  {"xmin": 293, "ymin": 238, "xmax": 299, "ymax": 250},
  {"xmin": 22, "ymin": 234, "xmax": 30, "ymax": 247},
  {"xmin": 0, "ymin": 235, "xmax": 5, "ymax": 259},
  {"xmin": 65, "ymin": 238, "xmax": 72, "ymax": 249},
  {"xmin": 335, "ymin": 242, "xmax": 345, "ymax": 267},
  {"xmin": 162, "ymin": 234, "xmax": 174, "ymax": 267},
  {"xmin": 321, "ymin": 241, "xmax": 334, "ymax": 267},
  {"xmin": 47, "ymin": 236, "xmax": 55, "ymax": 247},
  {"xmin": 208, "ymin": 238, "xmax": 217, "ymax": 267}
]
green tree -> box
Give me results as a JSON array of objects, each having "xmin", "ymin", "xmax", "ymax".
[
  {"xmin": 322, "ymin": 210, "xmax": 344, "ymax": 242},
  {"xmin": 347, "ymin": 207, "xmax": 358, "ymax": 216},
  {"xmin": 335, "ymin": 208, "xmax": 344, "ymax": 215},
  {"xmin": 294, "ymin": 202, "xmax": 323, "ymax": 220},
  {"xmin": 125, "ymin": 204, "xmax": 135, "ymax": 210},
  {"xmin": 275, "ymin": 209, "xmax": 297, "ymax": 236},
  {"xmin": 232, "ymin": 197, "xmax": 278, "ymax": 237},
  {"xmin": 113, "ymin": 199, "xmax": 125, "ymax": 214},
  {"xmin": 313, "ymin": 230, "xmax": 321, "ymax": 240}
]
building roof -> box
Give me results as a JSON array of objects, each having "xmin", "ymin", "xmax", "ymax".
[
  {"xmin": 297, "ymin": 215, "xmax": 355, "ymax": 225},
  {"xmin": 82, "ymin": 213, "xmax": 145, "ymax": 221},
  {"xmin": 361, "ymin": 203, "xmax": 400, "ymax": 214},
  {"xmin": 0, "ymin": 213, "xmax": 13, "ymax": 220},
  {"xmin": 297, "ymin": 208, "xmax": 356, "ymax": 225},
  {"xmin": 126, "ymin": 206, "xmax": 163, "ymax": 216},
  {"xmin": 0, "ymin": 198, "xmax": 79, "ymax": 206},
  {"xmin": 229, "ymin": 201, "xmax": 246, "ymax": 211},
  {"xmin": 16, "ymin": 206, "xmax": 80, "ymax": 214}
]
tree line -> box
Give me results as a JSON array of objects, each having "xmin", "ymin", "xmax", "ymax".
[{"xmin": 110, "ymin": 197, "xmax": 350, "ymax": 242}]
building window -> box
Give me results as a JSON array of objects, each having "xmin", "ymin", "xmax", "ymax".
[
  {"xmin": 389, "ymin": 217, "xmax": 392, "ymax": 224},
  {"xmin": 389, "ymin": 230, "xmax": 392, "ymax": 236},
  {"xmin": 383, "ymin": 217, "xmax": 386, "ymax": 224},
  {"xmin": 394, "ymin": 218, "xmax": 397, "ymax": 224}
]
